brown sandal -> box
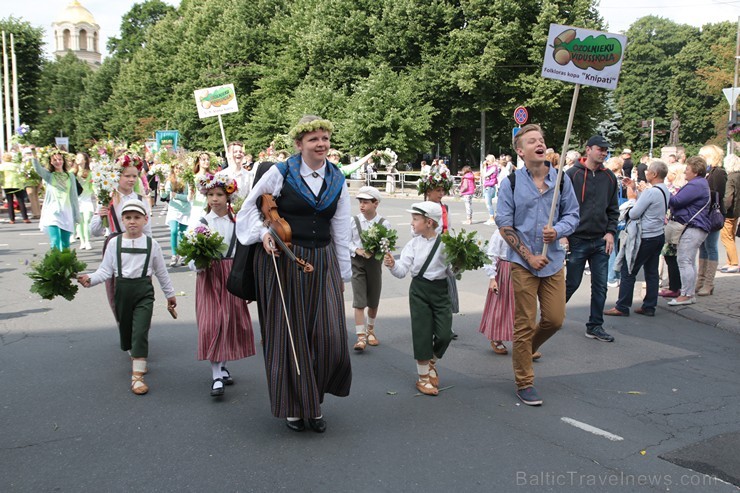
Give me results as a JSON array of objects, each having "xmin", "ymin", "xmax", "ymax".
[
  {"xmin": 491, "ymin": 341, "xmax": 508, "ymax": 355},
  {"xmin": 353, "ymin": 335, "xmax": 367, "ymax": 351},
  {"xmin": 416, "ymin": 374, "xmax": 438, "ymax": 396},
  {"xmin": 131, "ymin": 372, "xmax": 149, "ymax": 395},
  {"xmin": 428, "ymin": 361, "xmax": 440, "ymax": 387},
  {"xmin": 366, "ymin": 326, "xmax": 379, "ymax": 346}
]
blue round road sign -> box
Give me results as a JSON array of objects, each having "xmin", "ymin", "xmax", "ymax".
[{"xmin": 513, "ymin": 106, "xmax": 528, "ymax": 125}]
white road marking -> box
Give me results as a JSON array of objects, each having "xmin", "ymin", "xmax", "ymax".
[
  {"xmin": 20, "ymin": 233, "xmax": 44, "ymax": 236},
  {"xmin": 561, "ymin": 417, "xmax": 624, "ymax": 441}
]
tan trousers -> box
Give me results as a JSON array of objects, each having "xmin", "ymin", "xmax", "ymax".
[
  {"xmin": 720, "ymin": 218, "xmax": 738, "ymax": 266},
  {"xmin": 511, "ymin": 264, "xmax": 566, "ymax": 389}
]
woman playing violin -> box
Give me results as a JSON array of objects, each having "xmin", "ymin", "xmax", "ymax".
[{"xmin": 236, "ymin": 115, "xmax": 352, "ymax": 433}]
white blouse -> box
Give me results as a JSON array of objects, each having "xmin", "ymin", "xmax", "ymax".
[
  {"xmin": 235, "ymin": 162, "xmax": 352, "ymax": 282},
  {"xmin": 483, "ymin": 230, "xmax": 510, "ymax": 279}
]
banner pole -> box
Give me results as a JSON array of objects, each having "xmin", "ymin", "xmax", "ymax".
[
  {"xmin": 542, "ymin": 83, "xmax": 580, "ymax": 257},
  {"xmin": 218, "ymin": 115, "xmax": 229, "ymax": 157}
]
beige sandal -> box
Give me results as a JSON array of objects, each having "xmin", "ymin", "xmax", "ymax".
[
  {"xmin": 428, "ymin": 361, "xmax": 439, "ymax": 387},
  {"xmin": 491, "ymin": 341, "xmax": 508, "ymax": 355},
  {"xmin": 353, "ymin": 335, "xmax": 367, "ymax": 351},
  {"xmin": 416, "ymin": 374, "xmax": 438, "ymax": 396},
  {"xmin": 366, "ymin": 326, "xmax": 379, "ymax": 346},
  {"xmin": 131, "ymin": 372, "xmax": 149, "ymax": 395}
]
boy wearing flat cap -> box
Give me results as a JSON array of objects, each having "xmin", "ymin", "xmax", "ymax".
[
  {"xmin": 78, "ymin": 199, "xmax": 177, "ymax": 395},
  {"xmin": 350, "ymin": 186, "xmax": 392, "ymax": 351},
  {"xmin": 384, "ymin": 201, "xmax": 453, "ymax": 396}
]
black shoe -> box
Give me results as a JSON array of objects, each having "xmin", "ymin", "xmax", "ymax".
[
  {"xmin": 220, "ymin": 367, "xmax": 234, "ymax": 385},
  {"xmin": 585, "ymin": 326, "xmax": 615, "ymax": 342},
  {"xmin": 210, "ymin": 378, "xmax": 225, "ymax": 397},
  {"xmin": 634, "ymin": 307, "xmax": 655, "ymax": 317},
  {"xmin": 451, "ymin": 332, "xmax": 459, "ymax": 340},
  {"xmin": 286, "ymin": 419, "xmax": 305, "ymax": 432},
  {"xmin": 308, "ymin": 417, "xmax": 327, "ymax": 433}
]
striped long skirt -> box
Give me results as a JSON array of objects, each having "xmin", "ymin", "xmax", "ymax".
[
  {"xmin": 478, "ymin": 259, "xmax": 515, "ymax": 342},
  {"xmin": 196, "ymin": 258, "xmax": 256, "ymax": 362},
  {"xmin": 254, "ymin": 243, "xmax": 352, "ymax": 419}
]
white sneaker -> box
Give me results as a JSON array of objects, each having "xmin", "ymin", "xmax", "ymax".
[
  {"xmin": 607, "ymin": 280, "xmax": 620, "ymax": 288},
  {"xmin": 169, "ymin": 255, "xmax": 179, "ymax": 267}
]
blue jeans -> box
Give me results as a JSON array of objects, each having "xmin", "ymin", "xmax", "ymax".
[
  {"xmin": 483, "ymin": 186, "xmax": 497, "ymax": 216},
  {"xmin": 565, "ymin": 237, "xmax": 609, "ymax": 330},
  {"xmin": 607, "ymin": 231, "xmax": 621, "ymax": 283},
  {"xmin": 615, "ymin": 235, "xmax": 664, "ymax": 314},
  {"xmin": 699, "ymin": 229, "xmax": 719, "ymax": 261}
]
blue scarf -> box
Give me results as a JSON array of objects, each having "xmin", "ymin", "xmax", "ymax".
[{"xmin": 277, "ymin": 154, "xmax": 345, "ymax": 211}]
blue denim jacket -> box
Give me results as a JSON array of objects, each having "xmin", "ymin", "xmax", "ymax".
[{"xmin": 496, "ymin": 165, "xmax": 580, "ymax": 277}]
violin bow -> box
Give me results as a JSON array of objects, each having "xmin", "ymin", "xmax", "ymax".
[{"xmin": 267, "ymin": 236, "xmax": 301, "ymax": 376}]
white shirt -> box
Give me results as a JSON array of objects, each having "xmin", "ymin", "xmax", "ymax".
[
  {"xmin": 224, "ymin": 164, "xmax": 250, "ymax": 199},
  {"xmin": 483, "ymin": 230, "xmax": 509, "ymax": 279},
  {"xmin": 90, "ymin": 191, "xmax": 152, "ymax": 237},
  {"xmin": 87, "ymin": 235, "xmax": 175, "ymax": 298},
  {"xmin": 349, "ymin": 213, "xmax": 391, "ymax": 256},
  {"xmin": 199, "ymin": 210, "xmax": 236, "ymax": 258},
  {"xmin": 235, "ymin": 162, "xmax": 352, "ymax": 282},
  {"xmin": 390, "ymin": 234, "xmax": 448, "ymax": 281}
]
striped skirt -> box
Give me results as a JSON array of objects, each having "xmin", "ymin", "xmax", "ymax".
[
  {"xmin": 254, "ymin": 243, "xmax": 352, "ymax": 419},
  {"xmin": 196, "ymin": 258, "xmax": 256, "ymax": 362},
  {"xmin": 478, "ymin": 259, "xmax": 515, "ymax": 342}
]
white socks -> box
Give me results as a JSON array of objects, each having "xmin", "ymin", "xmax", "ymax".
[
  {"xmin": 132, "ymin": 359, "xmax": 147, "ymax": 373},
  {"xmin": 367, "ymin": 317, "xmax": 375, "ymax": 327},
  {"xmin": 416, "ymin": 363, "xmax": 429, "ymax": 376},
  {"xmin": 211, "ymin": 362, "xmax": 224, "ymax": 389},
  {"xmin": 355, "ymin": 324, "xmax": 366, "ymax": 335}
]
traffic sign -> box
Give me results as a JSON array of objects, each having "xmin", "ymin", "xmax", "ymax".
[
  {"xmin": 512, "ymin": 127, "xmax": 521, "ymax": 140},
  {"xmin": 513, "ymin": 106, "xmax": 528, "ymax": 125}
]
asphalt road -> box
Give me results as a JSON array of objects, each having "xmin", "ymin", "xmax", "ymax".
[{"xmin": 1, "ymin": 196, "xmax": 738, "ymax": 492}]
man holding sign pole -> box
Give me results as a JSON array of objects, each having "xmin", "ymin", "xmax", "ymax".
[{"xmin": 496, "ymin": 125, "xmax": 579, "ymax": 406}]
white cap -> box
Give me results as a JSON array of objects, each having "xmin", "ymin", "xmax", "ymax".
[
  {"xmin": 356, "ymin": 186, "xmax": 381, "ymax": 202},
  {"xmin": 120, "ymin": 199, "xmax": 148, "ymax": 217},
  {"xmin": 406, "ymin": 201, "xmax": 442, "ymax": 224},
  {"xmin": 622, "ymin": 148, "xmax": 632, "ymax": 155}
]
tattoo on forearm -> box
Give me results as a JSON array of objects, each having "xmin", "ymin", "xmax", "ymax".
[{"xmin": 500, "ymin": 226, "xmax": 532, "ymax": 262}]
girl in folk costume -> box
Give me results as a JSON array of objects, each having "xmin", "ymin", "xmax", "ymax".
[
  {"xmin": 188, "ymin": 152, "xmax": 214, "ymax": 228},
  {"xmin": 32, "ymin": 149, "xmax": 80, "ymax": 250},
  {"xmin": 74, "ymin": 152, "xmax": 96, "ymax": 250},
  {"xmin": 479, "ymin": 228, "xmax": 532, "ymax": 357},
  {"xmin": 417, "ymin": 164, "xmax": 454, "ymax": 234},
  {"xmin": 162, "ymin": 164, "xmax": 191, "ymax": 266},
  {"xmin": 90, "ymin": 154, "xmax": 152, "ymax": 319},
  {"xmin": 191, "ymin": 172, "xmax": 256, "ymax": 397},
  {"xmin": 236, "ymin": 115, "xmax": 352, "ymax": 433}
]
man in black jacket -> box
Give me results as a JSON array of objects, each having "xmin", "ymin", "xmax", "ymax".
[
  {"xmin": 621, "ymin": 149, "xmax": 633, "ymax": 177},
  {"xmin": 564, "ymin": 135, "xmax": 620, "ymax": 342}
]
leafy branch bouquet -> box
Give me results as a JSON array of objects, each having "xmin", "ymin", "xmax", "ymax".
[
  {"xmin": 27, "ymin": 248, "xmax": 87, "ymax": 301},
  {"xmin": 372, "ymin": 148, "xmax": 398, "ymax": 168},
  {"xmin": 417, "ymin": 164, "xmax": 454, "ymax": 196},
  {"xmin": 90, "ymin": 139, "xmax": 127, "ymax": 163},
  {"xmin": 360, "ymin": 223, "xmax": 398, "ymax": 260},
  {"xmin": 441, "ymin": 229, "xmax": 490, "ymax": 279},
  {"xmin": 13, "ymin": 124, "xmax": 40, "ymax": 146},
  {"xmin": 148, "ymin": 163, "xmax": 170, "ymax": 181},
  {"xmin": 20, "ymin": 158, "xmax": 42, "ymax": 187},
  {"xmin": 177, "ymin": 225, "xmax": 228, "ymax": 270}
]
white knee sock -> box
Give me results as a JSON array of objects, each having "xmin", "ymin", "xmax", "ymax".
[
  {"xmin": 416, "ymin": 363, "xmax": 428, "ymax": 376},
  {"xmin": 211, "ymin": 362, "xmax": 222, "ymax": 380},
  {"xmin": 132, "ymin": 359, "xmax": 147, "ymax": 373},
  {"xmin": 355, "ymin": 324, "xmax": 366, "ymax": 335}
]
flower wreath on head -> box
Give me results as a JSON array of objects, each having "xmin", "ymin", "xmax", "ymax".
[
  {"xmin": 116, "ymin": 153, "xmax": 144, "ymax": 171},
  {"xmin": 417, "ymin": 164, "xmax": 454, "ymax": 195},
  {"xmin": 196, "ymin": 172, "xmax": 238, "ymax": 197},
  {"xmin": 288, "ymin": 118, "xmax": 335, "ymax": 140}
]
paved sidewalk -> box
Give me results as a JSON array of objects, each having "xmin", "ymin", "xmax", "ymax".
[{"xmin": 659, "ymin": 270, "xmax": 740, "ymax": 335}]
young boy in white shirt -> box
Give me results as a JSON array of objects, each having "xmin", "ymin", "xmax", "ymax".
[
  {"xmin": 350, "ymin": 186, "xmax": 391, "ymax": 351},
  {"xmin": 384, "ymin": 201, "xmax": 452, "ymax": 396},
  {"xmin": 78, "ymin": 199, "xmax": 177, "ymax": 395}
]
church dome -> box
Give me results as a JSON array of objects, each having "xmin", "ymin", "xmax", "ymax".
[{"xmin": 56, "ymin": 1, "xmax": 98, "ymax": 27}]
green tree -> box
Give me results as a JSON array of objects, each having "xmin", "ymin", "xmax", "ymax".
[
  {"xmin": 107, "ymin": 0, "xmax": 176, "ymax": 61},
  {"xmin": 614, "ymin": 16, "xmax": 698, "ymax": 151},
  {"xmin": 0, "ymin": 17, "xmax": 44, "ymax": 129},
  {"xmin": 74, "ymin": 57, "xmax": 122, "ymax": 148},
  {"xmin": 35, "ymin": 53, "xmax": 92, "ymax": 149}
]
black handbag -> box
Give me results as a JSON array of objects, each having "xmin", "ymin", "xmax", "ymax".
[
  {"xmin": 708, "ymin": 191, "xmax": 725, "ymax": 233},
  {"xmin": 226, "ymin": 240, "xmax": 257, "ymax": 301}
]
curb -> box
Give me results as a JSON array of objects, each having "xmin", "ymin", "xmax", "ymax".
[{"xmin": 659, "ymin": 304, "xmax": 740, "ymax": 336}]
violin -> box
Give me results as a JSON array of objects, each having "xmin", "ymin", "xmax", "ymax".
[{"xmin": 260, "ymin": 194, "xmax": 314, "ymax": 273}]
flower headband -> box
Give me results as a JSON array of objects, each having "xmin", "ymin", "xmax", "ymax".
[
  {"xmin": 196, "ymin": 172, "xmax": 238, "ymax": 196},
  {"xmin": 288, "ymin": 118, "xmax": 335, "ymax": 140},
  {"xmin": 417, "ymin": 165, "xmax": 454, "ymax": 195},
  {"xmin": 116, "ymin": 153, "xmax": 144, "ymax": 171}
]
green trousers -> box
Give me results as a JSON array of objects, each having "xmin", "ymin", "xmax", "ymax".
[
  {"xmin": 114, "ymin": 276, "xmax": 155, "ymax": 358},
  {"xmin": 409, "ymin": 277, "xmax": 453, "ymax": 360}
]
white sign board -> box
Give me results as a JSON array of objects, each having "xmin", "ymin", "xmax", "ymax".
[
  {"xmin": 723, "ymin": 87, "xmax": 740, "ymax": 106},
  {"xmin": 54, "ymin": 137, "xmax": 69, "ymax": 151},
  {"xmin": 541, "ymin": 24, "xmax": 627, "ymax": 90},
  {"xmin": 194, "ymin": 84, "xmax": 239, "ymax": 119}
]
